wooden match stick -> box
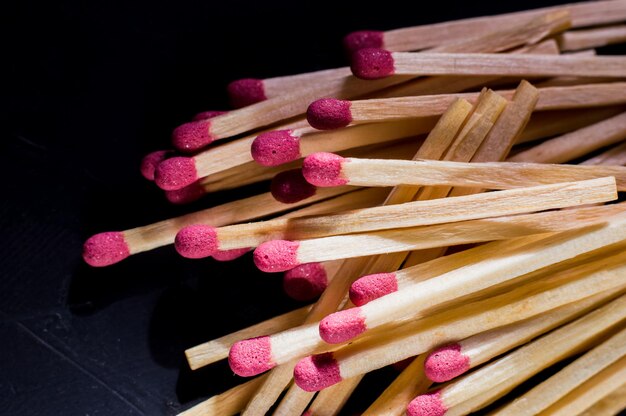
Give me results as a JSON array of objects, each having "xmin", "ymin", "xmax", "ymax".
[
  {"xmin": 429, "ymin": 295, "xmax": 626, "ymax": 416},
  {"xmin": 494, "ymin": 327, "xmax": 626, "ymax": 415},
  {"xmin": 351, "ymin": 50, "xmax": 626, "ymax": 80},
  {"xmin": 423, "ymin": 291, "xmax": 615, "ymax": 383},
  {"xmin": 573, "ymin": 378, "xmax": 626, "ymax": 416},
  {"xmin": 557, "ymin": 25, "xmax": 626, "ymax": 52},
  {"xmin": 510, "ymin": 110, "xmax": 626, "ymax": 163},
  {"xmin": 583, "ymin": 141, "xmax": 626, "ymax": 166},
  {"xmin": 270, "ymin": 376, "xmax": 316, "ymax": 416},
  {"xmin": 306, "ymin": 83, "xmax": 626, "ymax": 130},
  {"xmin": 303, "ymin": 376, "xmax": 362, "ymax": 416},
  {"xmin": 316, "ymin": 208, "xmax": 625, "ymax": 345},
  {"xmin": 254, "ymin": 204, "xmax": 626, "ymax": 271},
  {"xmin": 175, "ymin": 178, "xmax": 616, "ymax": 261},
  {"xmin": 343, "ymin": 0, "xmax": 626, "ymax": 53},
  {"xmin": 294, "ymin": 257, "xmax": 626, "ymax": 392}
]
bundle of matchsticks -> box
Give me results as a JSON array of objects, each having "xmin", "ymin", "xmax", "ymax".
[{"xmin": 83, "ymin": 1, "xmax": 626, "ymax": 415}]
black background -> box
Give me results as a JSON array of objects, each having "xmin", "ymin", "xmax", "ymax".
[{"xmin": 1, "ymin": 1, "xmax": 620, "ymax": 415}]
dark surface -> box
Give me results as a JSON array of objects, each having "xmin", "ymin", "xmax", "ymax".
[{"xmin": 0, "ymin": 1, "xmax": 618, "ymax": 415}]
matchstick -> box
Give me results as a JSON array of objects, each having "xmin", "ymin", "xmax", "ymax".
[
  {"xmin": 305, "ymin": 83, "xmax": 626, "ymax": 130},
  {"xmin": 174, "ymin": 178, "xmax": 616, "ymax": 261},
  {"xmin": 417, "ymin": 295, "xmax": 626, "ymax": 416},
  {"xmin": 253, "ymin": 204, "xmax": 626, "ymax": 272},
  {"xmin": 509, "ymin": 110, "xmax": 626, "ymax": 163},
  {"xmin": 575, "ymin": 380, "xmax": 626, "ymax": 416},
  {"xmin": 343, "ymin": 0, "xmax": 626, "ymax": 53},
  {"xmin": 270, "ymin": 376, "xmax": 316, "ymax": 416},
  {"xmin": 316, "ymin": 209, "xmax": 625, "ymax": 345},
  {"xmin": 350, "ymin": 50, "xmax": 626, "ymax": 80},
  {"xmin": 583, "ymin": 141, "xmax": 626, "ymax": 166},
  {"xmin": 301, "ymin": 154, "xmax": 626, "ymax": 190},
  {"xmin": 82, "ymin": 187, "xmax": 356, "ymax": 267},
  {"xmin": 557, "ymin": 25, "xmax": 626, "ymax": 51},
  {"xmin": 294, "ymin": 260, "xmax": 626, "ymax": 392},
  {"xmin": 423, "ymin": 291, "xmax": 616, "ymax": 383},
  {"xmin": 493, "ymin": 327, "xmax": 626, "ymax": 415},
  {"xmin": 303, "ymin": 376, "xmax": 362, "ymax": 416},
  {"xmin": 283, "ymin": 261, "xmax": 343, "ymax": 302}
]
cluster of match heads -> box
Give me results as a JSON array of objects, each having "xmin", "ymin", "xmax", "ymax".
[{"xmin": 82, "ymin": 1, "xmax": 626, "ymax": 415}]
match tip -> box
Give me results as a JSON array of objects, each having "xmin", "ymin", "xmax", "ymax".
[
  {"xmin": 172, "ymin": 120, "xmax": 214, "ymax": 153},
  {"xmin": 154, "ymin": 157, "xmax": 198, "ymax": 191},
  {"xmin": 319, "ymin": 307, "xmax": 366, "ymax": 344},
  {"xmin": 349, "ymin": 272, "xmax": 398, "ymax": 306},
  {"xmin": 164, "ymin": 182, "xmax": 206, "ymax": 204},
  {"xmin": 251, "ymin": 129, "xmax": 301, "ymax": 166},
  {"xmin": 82, "ymin": 232, "xmax": 130, "ymax": 267},
  {"xmin": 227, "ymin": 78, "xmax": 267, "ymax": 108},
  {"xmin": 351, "ymin": 48, "xmax": 395, "ymax": 80},
  {"xmin": 283, "ymin": 263, "xmax": 328, "ymax": 301},
  {"xmin": 294, "ymin": 352, "xmax": 342, "ymax": 392},
  {"xmin": 253, "ymin": 240, "xmax": 300, "ymax": 273},
  {"xmin": 228, "ymin": 336, "xmax": 274, "ymax": 377},
  {"xmin": 302, "ymin": 152, "xmax": 348, "ymax": 187},
  {"xmin": 306, "ymin": 98, "xmax": 353, "ymax": 130},
  {"xmin": 174, "ymin": 224, "xmax": 218, "ymax": 259},
  {"xmin": 140, "ymin": 150, "xmax": 172, "ymax": 181},
  {"xmin": 424, "ymin": 343, "xmax": 470, "ymax": 383},
  {"xmin": 270, "ymin": 169, "xmax": 317, "ymax": 204},
  {"xmin": 407, "ymin": 391, "xmax": 446, "ymax": 416},
  {"xmin": 192, "ymin": 110, "xmax": 228, "ymax": 121},
  {"xmin": 211, "ymin": 247, "xmax": 250, "ymax": 262},
  {"xmin": 343, "ymin": 30, "xmax": 384, "ymax": 54}
]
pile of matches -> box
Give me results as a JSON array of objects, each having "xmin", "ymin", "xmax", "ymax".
[{"xmin": 82, "ymin": 1, "xmax": 626, "ymax": 415}]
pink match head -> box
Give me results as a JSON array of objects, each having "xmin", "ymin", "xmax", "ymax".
[
  {"xmin": 253, "ymin": 240, "xmax": 300, "ymax": 273},
  {"xmin": 174, "ymin": 224, "xmax": 218, "ymax": 259},
  {"xmin": 343, "ymin": 30, "xmax": 384, "ymax": 55},
  {"xmin": 270, "ymin": 169, "xmax": 317, "ymax": 204},
  {"xmin": 82, "ymin": 232, "xmax": 130, "ymax": 267},
  {"xmin": 319, "ymin": 307, "xmax": 367, "ymax": 344},
  {"xmin": 211, "ymin": 247, "xmax": 250, "ymax": 262},
  {"xmin": 228, "ymin": 336, "xmax": 274, "ymax": 377},
  {"xmin": 154, "ymin": 157, "xmax": 198, "ymax": 191},
  {"xmin": 406, "ymin": 391, "xmax": 446, "ymax": 416},
  {"xmin": 306, "ymin": 98, "xmax": 353, "ymax": 130},
  {"xmin": 424, "ymin": 343, "xmax": 470, "ymax": 383},
  {"xmin": 172, "ymin": 120, "xmax": 214, "ymax": 153},
  {"xmin": 351, "ymin": 48, "xmax": 395, "ymax": 80},
  {"xmin": 349, "ymin": 272, "xmax": 398, "ymax": 306},
  {"xmin": 164, "ymin": 181, "xmax": 206, "ymax": 204},
  {"xmin": 140, "ymin": 150, "xmax": 173, "ymax": 181},
  {"xmin": 192, "ymin": 110, "xmax": 228, "ymax": 121},
  {"xmin": 302, "ymin": 411, "xmax": 313, "ymax": 416},
  {"xmin": 227, "ymin": 78, "xmax": 267, "ymax": 108},
  {"xmin": 283, "ymin": 263, "xmax": 328, "ymax": 301},
  {"xmin": 302, "ymin": 152, "xmax": 348, "ymax": 187},
  {"xmin": 294, "ymin": 352, "xmax": 342, "ymax": 392},
  {"xmin": 251, "ymin": 130, "xmax": 301, "ymax": 166}
]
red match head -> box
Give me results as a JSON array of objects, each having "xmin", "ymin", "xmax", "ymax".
[
  {"xmin": 253, "ymin": 240, "xmax": 300, "ymax": 273},
  {"xmin": 270, "ymin": 169, "xmax": 317, "ymax": 204},
  {"xmin": 174, "ymin": 224, "xmax": 218, "ymax": 259},
  {"xmin": 302, "ymin": 152, "xmax": 348, "ymax": 187},
  {"xmin": 319, "ymin": 307, "xmax": 366, "ymax": 344},
  {"xmin": 227, "ymin": 78, "xmax": 267, "ymax": 108},
  {"xmin": 140, "ymin": 150, "xmax": 173, "ymax": 181},
  {"xmin": 154, "ymin": 157, "xmax": 198, "ymax": 191},
  {"xmin": 306, "ymin": 98, "xmax": 353, "ymax": 130},
  {"xmin": 343, "ymin": 30, "xmax": 384, "ymax": 55},
  {"xmin": 424, "ymin": 343, "xmax": 470, "ymax": 383},
  {"xmin": 228, "ymin": 336, "xmax": 275, "ymax": 377},
  {"xmin": 172, "ymin": 120, "xmax": 215, "ymax": 153},
  {"xmin": 294, "ymin": 352, "xmax": 342, "ymax": 392},
  {"xmin": 283, "ymin": 263, "xmax": 328, "ymax": 301},
  {"xmin": 349, "ymin": 272, "xmax": 398, "ymax": 306},
  {"xmin": 211, "ymin": 247, "xmax": 250, "ymax": 262},
  {"xmin": 192, "ymin": 110, "xmax": 228, "ymax": 121},
  {"xmin": 82, "ymin": 232, "xmax": 130, "ymax": 267},
  {"xmin": 164, "ymin": 181, "xmax": 206, "ymax": 204},
  {"xmin": 351, "ymin": 48, "xmax": 395, "ymax": 80},
  {"xmin": 406, "ymin": 391, "xmax": 446, "ymax": 416},
  {"xmin": 251, "ymin": 130, "xmax": 301, "ymax": 166}
]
